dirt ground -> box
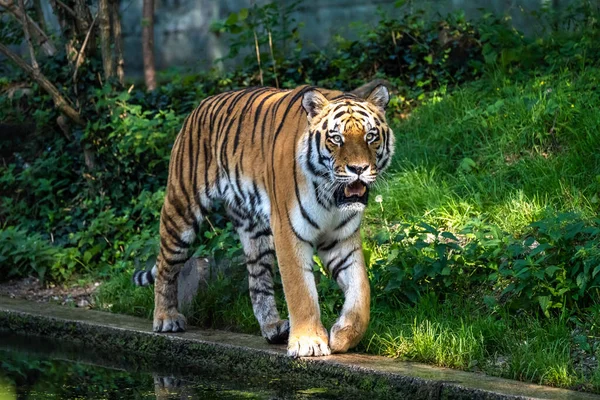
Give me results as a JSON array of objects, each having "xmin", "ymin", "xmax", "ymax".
[{"xmin": 0, "ymin": 277, "xmax": 100, "ymax": 308}]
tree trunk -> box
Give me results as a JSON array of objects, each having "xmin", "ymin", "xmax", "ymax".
[
  {"xmin": 111, "ymin": 0, "xmax": 125, "ymax": 85},
  {"xmin": 98, "ymin": 0, "xmax": 113, "ymax": 80},
  {"xmin": 142, "ymin": 0, "xmax": 156, "ymax": 91},
  {"xmin": 75, "ymin": 0, "xmax": 96, "ymax": 62},
  {"xmin": 32, "ymin": 0, "xmax": 46, "ymax": 34}
]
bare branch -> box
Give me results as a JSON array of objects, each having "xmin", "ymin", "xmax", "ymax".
[
  {"xmin": 18, "ymin": 0, "xmax": 38, "ymax": 70},
  {"xmin": 72, "ymin": 12, "xmax": 98, "ymax": 84},
  {"xmin": 53, "ymin": 0, "xmax": 76, "ymax": 17},
  {"xmin": 0, "ymin": 0, "xmax": 57, "ymax": 56},
  {"xmin": 0, "ymin": 42, "xmax": 84, "ymax": 125},
  {"xmin": 267, "ymin": 30, "xmax": 278, "ymax": 88},
  {"xmin": 253, "ymin": 29, "xmax": 263, "ymax": 86}
]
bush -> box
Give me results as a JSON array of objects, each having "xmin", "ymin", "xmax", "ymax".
[{"xmin": 368, "ymin": 212, "xmax": 600, "ymax": 317}]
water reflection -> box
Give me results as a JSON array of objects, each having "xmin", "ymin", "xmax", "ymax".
[{"xmin": 0, "ymin": 332, "xmax": 370, "ymax": 399}]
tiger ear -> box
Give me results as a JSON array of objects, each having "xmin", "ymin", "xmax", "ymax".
[
  {"xmin": 302, "ymin": 90, "xmax": 329, "ymax": 122},
  {"xmin": 366, "ymin": 85, "xmax": 390, "ymax": 111}
]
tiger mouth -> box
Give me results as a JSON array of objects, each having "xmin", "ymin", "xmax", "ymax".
[{"xmin": 335, "ymin": 181, "xmax": 369, "ymax": 206}]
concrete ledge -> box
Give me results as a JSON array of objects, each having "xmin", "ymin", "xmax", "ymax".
[{"xmin": 0, "ymin": 296, "xmax": 597, "ymax": 400}]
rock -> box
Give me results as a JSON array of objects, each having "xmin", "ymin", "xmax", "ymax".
[
  {"xmin": 177, "ymin": 257, "xmax": 210, "ymax": 313},
  {"xmin": 77, "ymin": 298, "xmax": 91, "ymax": 308}
]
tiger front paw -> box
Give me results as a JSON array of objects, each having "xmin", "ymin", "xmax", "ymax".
[
  {"xmin": 263, "ymin": 319, "xmax": 290, "ymax": 344},
  {"xmin": 329, "ymin": 322, "xmax": 362, "ymax": 353},
  {"xmin": 287, "ymin": 332, "xmax": 330, "ymax": 358},
  {"xmin": 153, "ymin": 309, "xmax": 186, "ymax": 332}
]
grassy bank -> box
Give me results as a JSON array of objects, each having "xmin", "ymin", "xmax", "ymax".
[{"xmin": 97, "ymin": 65, "xmax": 600, "ymax": 392}]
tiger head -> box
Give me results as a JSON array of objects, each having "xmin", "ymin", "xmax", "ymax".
[{"xmin": 301, "ymin": 85, "xmax": 395, "ymax": 210}]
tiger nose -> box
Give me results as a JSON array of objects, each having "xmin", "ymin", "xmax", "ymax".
[{"xmin": 346, "ymin": 164, "xmax": 369, "ymax": 176}]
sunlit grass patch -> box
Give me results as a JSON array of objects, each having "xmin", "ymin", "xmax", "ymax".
[
  {"xmin": 368, "ymin": 67, "xmax": 600, "ymax": 234},
  {"xmin": 507, "ymin": 337, "xmax": 575, "ymax": 387},
  {"xmin": 369, "ymin": 318, "xmax": 485, "ymax": 369}
]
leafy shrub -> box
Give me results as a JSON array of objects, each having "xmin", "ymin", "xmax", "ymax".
[
  {"xmin": 368, "ymin": 213, "xmax": 600, "ymax": 317},
  {"xmin": 0, "ymin": 226, "xmax": 81, "ymax": 282}
]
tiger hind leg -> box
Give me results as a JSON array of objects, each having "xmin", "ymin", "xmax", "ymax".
[
  {"xmin": 153, "ymin": 194, "xmax": 202, "ymax": 333},
  {"xmin": 234, "ymin": 218, "xmax": 289, "ymax": 344}
]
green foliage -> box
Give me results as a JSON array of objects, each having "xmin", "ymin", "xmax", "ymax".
[
  {"xmin": 211, "ymin": 1, "xmax": 302, "ymax": 65},
  {"xmin": 368, "ymin": 213, "xmax": 600, "ymax": 317},
  {"xmin": 478, "ymin": 1, "xmax": 600, "ymax": 73},
  {"xmin": 324, "ymin": 8, "xmax": 482, "ymax": 95},
  {"xmin": 0, "ymin": 226, "xmax": 61, "ymax": 282},
  {"xmin": 209, "ymin": 2, "xmax": 483, "ymax": 96}
]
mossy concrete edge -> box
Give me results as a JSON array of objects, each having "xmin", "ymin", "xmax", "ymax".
[{"xmin": 0, "ymin": 296, "xmax": 596, "ymax": 400}]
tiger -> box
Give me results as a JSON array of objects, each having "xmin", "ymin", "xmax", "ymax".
[{"xmin": 132, "ymin": 84, "xmax": 395, "ymax": 357}]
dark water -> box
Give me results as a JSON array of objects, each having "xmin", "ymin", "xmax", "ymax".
[{"xmin": 0, "ymin": 332, "xmax": 373, "ymax": 400}]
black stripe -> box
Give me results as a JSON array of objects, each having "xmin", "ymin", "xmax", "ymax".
[
  {"xmin": 314, "ymin": 130, "xmax": 329, "ymax": 168},
  {"xmin": 185, "ymin": 113, "xmax": 196, "ymax": 187},
  {"xmin": 250, "ymin": 288, "xmax": 274, "ymax": 297},
  {"xmin": 332, "ymin": 261, "xmax": 352, "ymax": 281},
  {"xmin": 331, "ymin": 94, "xmax": 360, "ymax": 101},
  {"xmin": 234, "ymin": 163, "xmax": 247, "ymax": 204},
  {"xmin": 203, "ymin": 140, "xmax": 212, "ymax": 199},
  {"xmin": 249, "ymin": 261, "xmax": 273, "ymax": 279},
  {"xmin": 167, "ymin": 192, "xmax": 195, "ymax": 227},
  {"xmin": 329, "ymin": 247, "xmax": 359, "ymax": 279},
  {"xmin": 133, "ymin": 271, "xmax": 142, "ymax": 286},
  {"xmin": 147, "ymin": 270, "xmax": 155, "ymax": 285},
  {"xmin": 312, "ymin": 181, "xmax": 330, "ymax": 211},
  {"xmin": 161, "ymin": 213, "xmax": 192, "ymax": 248},
  {"xmin": 335, "ymin": 212, "xmax": 358, "ymax": 231},
  {"xmin": 159, "ymin": 248, "xmax": 183, "ymax": 267},
  {"xmin": 172, "ymin": 124, "xmax": 196, "ymax": 224},
  {"xmin": 318, "ymin": 239, "xmax": 339, "ymax": 252},
  {"xmin": 354, "ymin": 109, "xmax": 369, "ymax": 118},
  {"xmin": 286, "ymin": 209, "xmax": 312, "ymax": 245},
  {"xmin": 161, "ymin": 237, "xmax": 186, "ymax": 256},
  {"xmin": 245, "ymin": 219, "xmax": 259, "ymax": 233},
  {"xmin": 249, "ymin": 268, "xmax": 271, "ymax": 279},
  {"xmin": 251, "ymin": 227, "xmax": 272, "ymax": 239},
  {"xmin": 292, "ymin": 132, "xmax": 320, "ymax": 230},
  {"xmin": 251, "ymin": 92, "xmax": 279, "ymax": 145},
  {"xmin": 272, "ymin": 86, "xmax": 314, "ymax": 148},
  {"xmin": 247, "ymin": 249, "xmax": 276, "ymax": 265},
  {"xmin": 233, "ymin": 88, "xmax": 270, "ymax": 152},
  {"xmin": 333, "ymin": 110, "xmax": 346, "ymax": 120}
]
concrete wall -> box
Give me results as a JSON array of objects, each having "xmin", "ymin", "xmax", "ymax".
[{"xmin": 31, "ymin": 0, "xmax": 557, "ymax": 75}]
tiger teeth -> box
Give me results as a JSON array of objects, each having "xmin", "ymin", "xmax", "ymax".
[{"xmin": 344, "ymin": 182, "xmax": 367, "ymax": 197}]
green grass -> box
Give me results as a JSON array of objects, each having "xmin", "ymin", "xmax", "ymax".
[
  {"xmin": 367, "ymin": 67, "xmax": 600, "ymax": 233},
  {"xmin": 96, "ymin": 65, "xmax": 600, "ymax": 393},
  {"xmin": 364, "ymin": 298, "xmax": 587, "ymax": 388}
]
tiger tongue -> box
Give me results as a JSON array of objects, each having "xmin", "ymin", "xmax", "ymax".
[{"xmin": 344, "ymin": 181, "xmax": 367, "ymax": 197}]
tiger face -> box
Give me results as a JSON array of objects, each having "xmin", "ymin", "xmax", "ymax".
[{"xmin": 302, "ymin": 85, "xmax": 394, "ymax": 210}]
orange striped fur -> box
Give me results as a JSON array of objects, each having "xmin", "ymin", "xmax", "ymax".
[{"xmin": 136, "ymin": 85, "xmax": 394, "ymax": 357}]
